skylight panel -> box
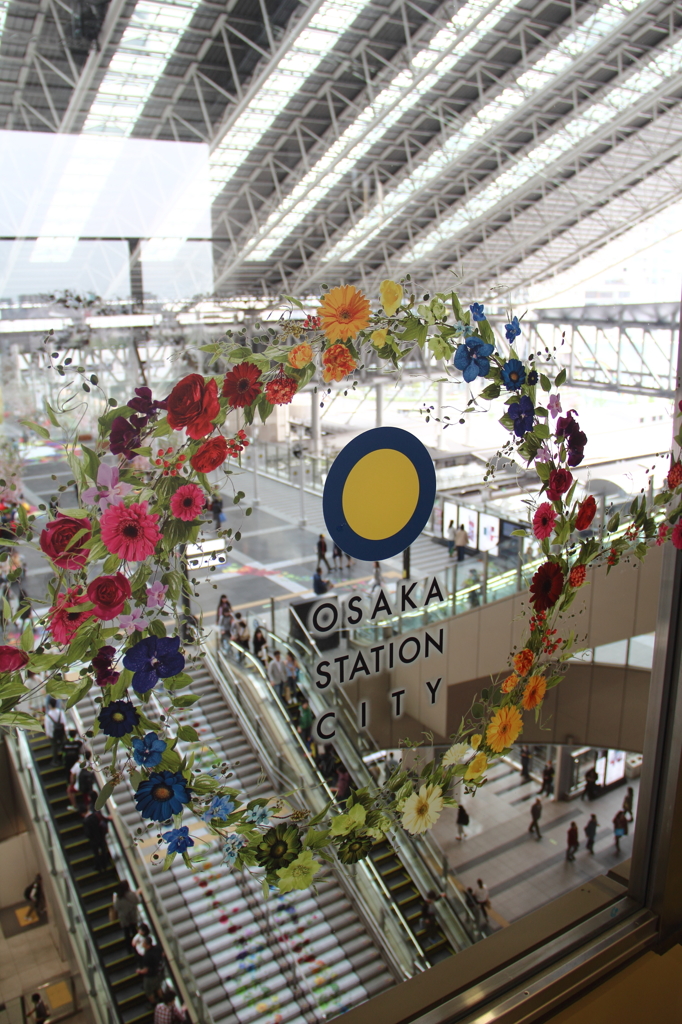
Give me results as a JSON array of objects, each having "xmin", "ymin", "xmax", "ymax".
[{"xmin": 399, "ymin": 36, "xmax": 682, "ymax": 262}]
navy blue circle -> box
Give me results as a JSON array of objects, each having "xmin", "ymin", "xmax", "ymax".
[{"xmin": 322, "ymin": 426, "xmax": 436, "ymax": 561}]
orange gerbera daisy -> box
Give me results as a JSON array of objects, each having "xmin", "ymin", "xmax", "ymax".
[
  {"xmin": 522, "ymin": 674, "xmax": 547, "ymax": 710},
  {"xmin": 501, "ymin": 673, "xmax": 519, "ymax": 693},
  {"xmin": 317, "ymin": 285, "xmax": 371, "ymax": 342},
  {"xmin": 486, "ymin": 705, "xmax": 523, "ymax": 753},
  {"xmin": 513, "ymin": 648, "xmax": 534, "ymax": 676}
]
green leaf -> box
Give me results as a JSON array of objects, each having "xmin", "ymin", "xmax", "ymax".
[
  {"xmin": 45, "ymin": 401, "xmax": 61, "ymax": 428},
  {"xmin": 148, "ymin": 618, "xmax": 167, "ymax": 638},
  {"xmin": 258, "ymin": 398, "xmax": 274, "ymax": 424},
  {"xmin": 20, "ymin": 622, "xmax": 34, "ymax": 652},
  {"xmin": 177, "ymin": 725, "xmax": 199, "ymax": 742},
  {"xmin": 95, "ymin": 779, "xmax": 115, "ymax": 810},
  {"xmin": 81, "ymin": 445, "xmax": 100, "ymax": 483},
  {"xmin": 0, "ymin": 711, "xmax": 43, "ymax": 731},
  {"xmin": 477, "ymin": 319, "xmax": 496, "ymax": 347},
  {"xmin": 554, "ymin": 368, "xmax": 567, "ymax": 388},
  {"xmin": 511, "ymin": 529, "xmax": 527, "ymax": 537},
  {"xmin": 164, "ymin": 672, "xmax": 193, "ymax": 691},
  {"xmin": 152, "ymin": 419, "xmax": 173, "ymax": 438},
  {"xmin": 471, "ymin": 702, "xmax": 484, "ymax": 719},
  {"xmin": 607, "ymin": 512, "xmax": 620, "ymax": 533},
  {"xmin": 66, "ymin": 676, "xmax": 93, "ymax": 709},
  {"xmin": 535, "ymin": 461, "xmax": 551, "ymax": 481},
  {"xmin": 18, "ymin": 418, "xmax": 50, "ymax": 439},
  {"xmin": 110, "ymin": 669, "xmax": 132, "ymax": 700},
  {"xmin": 282, "ymin": 294, "xmax": 304, "ymax": 310},
  {"xmin": 102, "ymin": 552, "xmax": 122, "ymax": 574},
  {"xmin": 534, "ymin": 422, "xmax": 550, "ymax": 439},
  {"xmin": 479, "ymin": 382, "xmax": 501, "ymax": 400},
  {"xmin": 539, "ymin": 374, "xmax": 552, "ymax": 392},
  {"xmin": 170, "ymin": 693, "xmax": 201, "ymax": 707}
]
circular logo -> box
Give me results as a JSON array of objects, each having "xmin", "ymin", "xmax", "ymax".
[{"xmin": 323, "ymin": 426, "xmax": 436, "ymax": 560}]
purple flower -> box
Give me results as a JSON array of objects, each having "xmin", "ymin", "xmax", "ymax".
[
  {"xmin": 128, "ymin": 386, "xmax": 168, "ymax": 417},
  {"xmin": 146, "ymin": 581, "xmax": 168, "ymax": 609},
  {"xmin": 535, "ymin": 444, "xmax": 552, "ymax": 464},
  {"xmin": 118, "ymin": 608, "xmax": 149, "ymax": 636},
  {"xmin": 92, "ymin": 645, "xmax": 119, "ymax": 687},
  {"xmin": 555, "ymin": 409, "xmax": 587, "ymax": 468},
  {"xmin": 122, "ymin": 635, "xmax": 185, "ymax": 694},
  {"xmin": 162, "ymin": 825, "xmax": 194, "ymax": 854},
  {"xmin": 82, "ymin": 464, "xmax": 133, "ymax": 512},
  {"xmin": 109, "ymin": 414, "xmax": 147, "ymax": 460},
  {"xmin": 548, "ymin": 393, "xmax": 562, "ymax": 419},
  {"xmin": 508, "ymin": 395, "xmax": 534, "ymax": 437}
]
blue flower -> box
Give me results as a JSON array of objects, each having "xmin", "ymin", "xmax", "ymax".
[
  {"xmin": 132, "ymin": 731, "xmax": 166, "ymax": 767},
  {"xmin": 123, "ymin": 636, "xmax": 185, "ymax": 694},
  {"xmin": 162, "ymin": 825, "xmax": 194, "ymax": 854},
  {"xmin": 222, "ymin": 833, "xmax": 248, "ymax": 867},
  {"xmin": 527, "ymin": 369, "xmax": 538, "ymax": 386},
  {"xmin": 98, "ymin": 700, "xmax": 139, "ymax": 738},
  {"xmin": 505, "ymin": 316, "xmax": 521, "ymax": 342},
  {"xmin": 134, "ymin": 770, "xmax": 191, "ymax": 821},
  {"xmin": 454, "ymin": 337, "xmax": 494, "ymax": 383},
  {"xmin": 508, "ymin": 395, "xmax": 535, "ymax": 438},
  {"xmin": 244, "ymin": 805, "xmax": 272, "ymax": 826},
  {"xmin": 469, "ymin": 302, "xmax": 486, "ymax": 322},
  {"xmin": 202, "ymin": 796, "xmax": 236, "ymax": 823},
  {"xmin": 500, "ymin": 359, "xmax": 526, "ymax": 391}
]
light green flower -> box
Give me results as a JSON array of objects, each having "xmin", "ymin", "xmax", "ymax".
[
  {"xmin": 330, "ymin": 803, "xmax": 366, "ymax": 836},
  {"xmin": 276, "ymin": 850, "xmax": 321, "ymax": 892}
]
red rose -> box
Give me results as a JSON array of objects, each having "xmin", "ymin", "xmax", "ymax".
[
  {"xmin": 86, "ymin": 573, "xmax": 131, "ymax": 619},
  {"xmin": 166, "ymin": 374, "xmax": 220, "ymax": 440},
  {"xmin": 575, "ymin": 495, "xmax": 597, "ymax": 531},
  {"xmin": 0, "ymin": 645, "xmax": 29, "ymax": 673},
  {"xmin": 546, "ymin": 468, "xmax": 573, "ymax": 502},
  {"xmin": 39, "ymin": 513, "xmax": 92, "ymax": 570},
  {"xmin": 190, "ymin": 436, "xmax": 229, "ymax": 473}
]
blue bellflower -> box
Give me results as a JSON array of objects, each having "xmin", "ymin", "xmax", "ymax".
[
  {"xmin": 162, "ymin": 825, "xmax": 194, "ymax": 854},
  {"xmin": 454, "ymin": 337, "xmax": 494, "ymax": 382},
  {"xmin": 505, "ymin": 316, "xmax": 522, "ymax": 342},
  {"xmin": 469, "ymin": 302, "xmax": 486, "ymax": 322},
  {"xmin": 132, "ymin": 731, "xmax": 167, "ymax": 767},
  {"xmin": 244, "ymin": 805, "xmax": 272, "ymax": 826},
  {"xmin": 500, "ymin": 359, "xmax": 526, "ymax": 391},
  {"xmin": 134, "ymin": 770, "xmax": 192, "ymax": 821},
  {"xmin": 202, "ymin": 796, "xmax": 236, "ymax": 823},
  {"xmin": 509, "ymin": 395, "xmax": 535, "ymax": 437},
  {"xmin": 223, "ymin": 833, "xmax": 248, "ymax": 868},
  {"xmin": 123, "ymin": 635, "xmax": 185, "ymax": 694},
  {"xmin": 98, "ymin": 700, "xmax": 139, "ymax": 738}
]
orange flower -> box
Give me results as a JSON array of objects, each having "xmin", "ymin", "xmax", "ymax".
[
  {"xmin": 513, "ymin": 648, "xmax": 534, "ymax": 676},
  {"xmin": 501, "ymin": 673, "xmax": 519, "ymax": 693},
  {"xmin": 522, "ymin": 675, "xmax": 547, "ymax": 710},
  {"xmin": 288, "ymin": 343, "xmax": 313, "ymax": 369},
  {"xmin": 322, "ymin": 344, "xmax": 357, "ymax": 383},
  {"xmin": 318, "ymin": 285, "xmax": 371, "ymax": 342},
  {"xmin": 486, "ymin": 705, "xmax": 523, "ymax": 753}
]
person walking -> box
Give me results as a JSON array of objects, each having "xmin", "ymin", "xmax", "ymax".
[
  {"xmin": 474, "ymin": 879, "xmax": 490, "ymax": 922},
  {"xmin": 44, "ymin": 697, "xmax": 67, "ymax": 765},
  {"xmin": 584, "ymin": 813, "xmax": 599, "ymax": 854},
  {"xmin": 26, "ymin": 993, "xmax": 49, "ymax": 1023},
  {"xmin": 316, "ymin": 534, "xmax": 330, "ymax": 572},
  {"xmin": 137, "ymin": 937, "xmax": 164, "ymax": 1005},
  {"xmin": 582, "ymin": 765, "xmax": 598, "ymax": 801},
  {"xmin": 216, "ymin": 594, "xmax": 232, "ymax": 624},
  {"xmin": 566, "ymin": 821, "xmax": 579, "ymax": 861},
  {"xmin": 332, "ymin": 543, "xmax": 343, "ymax": 570},
  {"xmin": 622, "ymin": 786, "xmax": 635, "ymax": 822},
  {"xmin": 447, "ymin": 520, "xmax": 456, "ymax": 557},
  {"xmin": 613, "ymin": 809, "xmax": 628, "ymax": 854},
  {"xmin": 62, "ymin": 728, "xmax": 82, "ymax": 781},
  {"xmin": 419, "ymin": 889, "xmax": 445, "ymax": 940},
  {"xmin": 267, "ymin": 650, "xmax": 288, "ymax": 701},
  {"xmin": 529, "ymin": 798, "xmax": 542, "ymax": 839},
  {"xmin": 75, "ymin": 753, "xmax": 95, "ymax": 814},
  {"xmin": 113, "ymin": 880, "xmax": 141, "ymax": 948},
  {"xmin": 331, "ymin": 765, "xmax": 351, "ymax": 802},
  {"xmin": 455, "ymin": 524, "xmax": 469, "ymax": 561},
  {"xmin": 520, "ymin": 744, "xmax": 531, "ymax": 781},
  {"xmin": 370, "ymin": 561, "xmax": 384, "ymax": 594},
  {"xmin": 210, "ymin": 491, "xmax": 224, "ymax": 532},
  {"xmin": 153, "ymin": 988, "xmax": 187, "ymax": 1024},
  {"xmin": 82, "ymin": 808, "xmax": 112, "ymax": 872},
  {"xmin": 24, "ymin": 874, "xmax": 43, "ymax": 915},
  {"xmin": 252, "ymin": 626, "xmax": 268, "ymax": 665},
  {"xmin": 298, "ymin": 700, "xmax": 313, "ymax": 749},
  {"xmin": 132, "ymin": 922, "xmax": 152, "ymax": 964},
  {"xmin": 231, "ymin": 612, "xmax": 250, "ymax": 658},
  {"xmin": 456, "ymin": 803, "xmax": 469, "ymax": 840},
  {"xmin": 538, "ymin": 761, "xmax": 555, "ymax": 797}
]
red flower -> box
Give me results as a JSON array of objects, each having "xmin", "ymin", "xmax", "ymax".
[
  {"xmin": 546, "ymin": 468, "xmax": 573, "ymax": 502},
  {"xmin": 668, "ymin": 461, "xmax": 682, "ymax": 490},
  {"xmin": 170, "ymin": 484, "xmax": 205, "ymax": 522},
  {"xmin": 672, "ymin": 523, "xmax": 682, "ymax": 550},
  {"xmin": 532, "ymin": 502, "xmax": 556, "ymax": 540},
  {"xmin": 529, "ymin": 561, "xmax": 565, "ymax": 612},
  {"xmin": 0, "ymin": 646, "xmax": 29, "ymax": 673},
  {"xmin": 47, "ymin": 587, "xmax": 95, "ymax": 644},
  {"xmin": 265, "ymin": 372, "xmax": 298, "ymax": 406},
  {"xmin": 190, "ymin": 436, "xmax": 228, "ymax": 473},
  {"xmin": 222, "ymin": 362, "xmax": 262, "ymax": 408},
  {"xmin": 100, "ymin": 501, "xmax": 161, "ymax": 561},
  {"xmin": 656, "ymin": 523, "xmax": 669, "ymax": 546},
  {"xmin": 569, "ymin": 564, "xmax": 586, "ymax": 588},
  {"xmin": 86, "ymin": 573, "xmax": 131, "ymax": 620},
  {"xmin": 575, "ymin": 495, "xmax": 596, "ymax": 531},
  {"xmin": 166, "ymin": 374, "xmax": 220, "ymax": 440},
  {"xmin": 39, "ymin": 513, "xmax": 92, "ymax": 570}
]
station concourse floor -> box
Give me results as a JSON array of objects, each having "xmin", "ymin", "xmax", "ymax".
[{"xmin": 432, "ymin": 760, "xmax": 640, "ymax": 928}]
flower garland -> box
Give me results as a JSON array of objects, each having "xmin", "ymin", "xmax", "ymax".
[{"xmin": 1, "ymin": 281, "xmax": 680, "ymax": 895}]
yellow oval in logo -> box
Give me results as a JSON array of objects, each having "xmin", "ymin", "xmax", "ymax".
[{"xmin": 342, "ymin": 449, "xmax": 420, "ymax": 540}]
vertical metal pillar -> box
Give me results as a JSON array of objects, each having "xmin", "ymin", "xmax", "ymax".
[
  {"xmin": 311, "ymin": 391, "xmax": 321, "ymax": 455},
  {"xmin": 375, "ymin": 383, "xmax": 384, "ymax": 428},
  {"xmin": 299, "ymin": 456, "xmax": 307, "ymax": 527},
  {"xmin": 251, "ymin": 427, "xmax": 260, "ymax": 507},
  {"xmin": 127, "ymin": 238, "xmax": 144, "ymax": 311}
]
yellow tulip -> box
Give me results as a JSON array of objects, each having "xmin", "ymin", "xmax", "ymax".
[
  {"xmin": 470, "ymin": 733, "xmax": 482, "ymax": 749},
  {"xmin": 464, "ymin": 751, "xmax": 488, "ymax": 780},
  {"xmin": 380, "ymin": 279, "xmax": 403, "ymax": 317},
  {"xmin": 370, "ymin": 329, "xmax": 388, "ymax": 349}
]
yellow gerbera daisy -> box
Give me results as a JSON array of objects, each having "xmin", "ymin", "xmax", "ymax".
[{"xmin": 486, "ymin": 705, "xmax": 523, "ymax": 753}]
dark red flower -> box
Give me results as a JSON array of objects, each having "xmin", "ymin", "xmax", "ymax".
[
  {"xmin": 86, "ymin": 573, "xmax": 131, "ymax": 620},
  {"xmin": 555, "ymin": 410, "xmax": 587, "ymax": 467},
  {"xmin": 0, "ymin": 646, "xmax": 29, "ymax": 673},
  {"xmin": 127, "ymin": 386, "xmax": 167, "ymax": 417},
  {"xmin": 39, "ymin": 513, "xmax": 92, "ymax": 570},
  {"xmin": 190, "ymin": 436, "xmax": 229, "ymax": 473},
  {"xmin": 575, "ymin": 495, "xmax": 597, "ymax": 531},
  {"xmin": 109, "ymin": 414, "xmax": 147, "ymax": 459},
  {"xmin": 546, "ymin": 468, "xmax": 573, "ymax": 502},
  {"xmin": 530, "ymin": 561, "xmax": 565, "ymax": 612},
  {"xmin": 92, "ymin": 645, "xmax": 119, "ymax": 687},
  {"xmin": 166, "ymin": 374, "xmax": 220, "ymax": 440},
  {"xmin": 668, "ymin": 461, "xmax": 682, "ymax": 490},
  {"xmin": 222, "ymin": 362, "xmax": 262, "ymax": 408}
]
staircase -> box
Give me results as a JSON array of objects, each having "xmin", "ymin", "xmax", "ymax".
[
  {"xmin": 78, "ymin": 660, "xmax": 396, "ymax": 1024},
  {"xmin": 26, "ymin": 736, "xmax": 155, "ymax": 1024}
]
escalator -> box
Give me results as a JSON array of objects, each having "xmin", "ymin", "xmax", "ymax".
[
  {"xmin": 77, "ymin": 660, "xmax": 397, "ymax": 1024},
  {"xmin": 26, "ymin": 736, "xmax": 156, "ymax": 1024}
]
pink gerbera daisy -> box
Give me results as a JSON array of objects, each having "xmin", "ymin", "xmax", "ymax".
[
  {"xmin": 533, "ymin": 502, "xmax": 557, "ymax": 541},
  {"xmin": 100, "ymin": 501, "xmax": 162, "ymax": 561},
  {"xmin": 170, "ymin": 484, "xmax": 205, "ymax": 522}
]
